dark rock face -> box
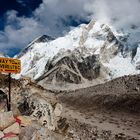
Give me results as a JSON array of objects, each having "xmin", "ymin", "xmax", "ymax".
[
  {"xmin": 0, "ymin": 90, "xmax": 7, "ymax": 111},
  {"xmin": 0, "ymin": 90, "xmax": 7, "ymax": 101},
  {"xmin": 37, "ymin": 53, "xmax": 100, "ymax": 85},
  {"xmin": 106, "ymin": 29, "xmax": 117, "ymax": 43},
  {"xmin": 34, "ymin": 35, "xmax": 54, "ymax": 43},
  {"xmin": 136, "ymin": 63, "xmax": 140, "ymax": 70},
  {"xmin": 18, "ymin": 97, "xmax": 33, "ymax": 116},
  {"xmin": 55, "ymin": 56, "xmax": 78, "ymax": 73},
  {"xmin": 77, "ymin": 55, "xmax": 100, "ymax": 80},
  {"xmin": 40, "ymin": 67, "xmax": 82, "ymax": 85},
  {"xmin": 55, "ymin": 67, "xmax": 82, "ymax": 84}
]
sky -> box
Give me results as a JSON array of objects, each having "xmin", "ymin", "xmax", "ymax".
[{"xmin": 0, "ymin": 0, "xmax": 140, "ymax": 57}]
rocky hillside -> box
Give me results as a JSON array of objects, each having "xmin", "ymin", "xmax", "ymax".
[
  {"xmin": 58, "ymin": 74, "xmax": 140, "ymax": 113},
  {"xmin": 14, "ymin": 20, "xmax": 140, "ymax": 90},
  {"xmin": 0, "ymin": 71, "xmax": 140, "ymax": 139},
  {"xmin": 0, "ymin": 74, "xmax": 62, "ymax": 140}
]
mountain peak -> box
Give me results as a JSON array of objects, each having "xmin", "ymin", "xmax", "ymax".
[
  {"xmin": 17, "ymin": 35, "xmax": 54, "ymax": 58},
  {"xmin": 15, "ymin": 20, "xmax": 140, "ymax": 90},
  {"xmin": 28, "ymin": 34, "xmax": 54, "ymax": 47},
  {"xmin": 33, "ymin": 35, "xmax": 54, "ymax": 43}
]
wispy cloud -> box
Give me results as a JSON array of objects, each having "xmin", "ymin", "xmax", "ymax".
[
  {"xmin": 0, "ymin": 0, "xmax": 140, "ymax": 56},
  {"xmin": 0, "ymin": 0, "xmax": 91, "ymax": 56},
  {"xmin": 87, "ymin": 0, "xmax": 140, "ymax": 29}
]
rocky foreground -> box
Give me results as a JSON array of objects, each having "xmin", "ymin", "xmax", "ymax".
[{"xmin": 0, "ymin": 73, "xmax": 140, "ymax": 139}]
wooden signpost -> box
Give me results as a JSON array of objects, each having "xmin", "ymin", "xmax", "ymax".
[{"xmin": 0, "ymin": 57, "xmax": 21, "ymax": 111}]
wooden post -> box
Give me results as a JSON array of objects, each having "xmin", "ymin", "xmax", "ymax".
[
  {"xmin": 8, "ymin": 73, "xmax": 11, "ymax": 111},
  {"xmin": 6, "ymin": 95, "xmax": 9, "ymax": 111},
  {"xmin": 0, "ymin": 58, "xmax": 21, "ymax": 111}
]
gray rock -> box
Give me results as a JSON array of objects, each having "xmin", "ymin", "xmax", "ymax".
[
  {"xmin": 0, "ymin": 111, "xmax": 15, "ymax": 130},
  {"xmin": 3, "ymin": 122, "xmax": 20, "ymax": 134},
  {"xmin": 3, "ymin": 136, "xmax": 19, "ymax": 140}
]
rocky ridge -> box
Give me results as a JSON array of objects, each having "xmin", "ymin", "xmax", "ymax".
[
  {"xmin": 14, "ymin": 20, "xmax": 140, "ymax": 90},
  {"xmin": 0, "ymin": 72, "xmax": 140, "ymax": 139}
]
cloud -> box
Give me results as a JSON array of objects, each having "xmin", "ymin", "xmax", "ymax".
[
  {"xmin": 0, "ymin": 0, "xmax": 92, "ymax": 56},
  {"xmin": 1, "ymin": 0, "xmax": 140, "ymax": 56},
  {"xmin": 86, "ymin": 0, "xmax": 140, "ymax": 29},
  {"xmin": 0, "ymin": 10, "xmax": 47, "ymax": 56},
  {"xmin": 34, "ymin": 0, "xmax": 92, "ymax": 35},
  {"xmin": 16, "ymin": 0, "xmax": 26, "ymax": 6}
]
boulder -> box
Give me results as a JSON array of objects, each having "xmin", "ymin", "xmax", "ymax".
[
  {"xmin": 54, "ymin": 103, "xmax": 62, "ymax": 117},
  {"xmin": 0, "ymin": 111, "xmax": 15, "ymax": 130},
  {"xmin": 3, "ymin": 122, "xmax": 20, "ymax": 134},
  {"xmin": 3, "ymin": 136, "xmax": 19, "ymax": 140}
]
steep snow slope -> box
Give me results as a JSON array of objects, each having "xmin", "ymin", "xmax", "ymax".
[
  {"xmin": 15, "ymin": 20, "xmax": 140, "ymax": 88},
  {"xmin": 15, "ymin": 25, "xmax": 83, "ymax": 79}
]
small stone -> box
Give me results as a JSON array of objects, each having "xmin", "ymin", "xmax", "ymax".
[
  {"xmin": 3, "ymin": 122, "xmax": 20, "ymax": 134},
  {"xmin": 54, "ymin": 103, "xmax": 62, "ymax": 117},
  {"xmin": 3, "ymin": 136, "xmax": 19, "ymax": 140},
  {"xmin": 0, "ymin": 111, "xmax": 15, "ymax": 130},
  {"xmin": 0, "ymin": 131, "xmax": 4, "ymax": 139}
]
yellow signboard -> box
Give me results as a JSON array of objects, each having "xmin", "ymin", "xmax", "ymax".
[{"xmin": 0, "ymin": 57, "xmax": 21, "ymax": 74}]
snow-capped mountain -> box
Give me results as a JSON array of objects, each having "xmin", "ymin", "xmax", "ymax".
[
  {"xmin": 15, "ymin": 20, "xmax": 140, "ymax": 89},
  {"xmin": 0, "ymin": 52, "xmax": 6, "ymax": 58}
]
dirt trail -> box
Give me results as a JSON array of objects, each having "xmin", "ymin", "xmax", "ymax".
[
  {"xmin": 60, "ymin": 104, "xmax": 140, "ymax": 139},
  {"xmin": 56, "ymin": 74, "xmax": 140, "ymax": 139}
]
